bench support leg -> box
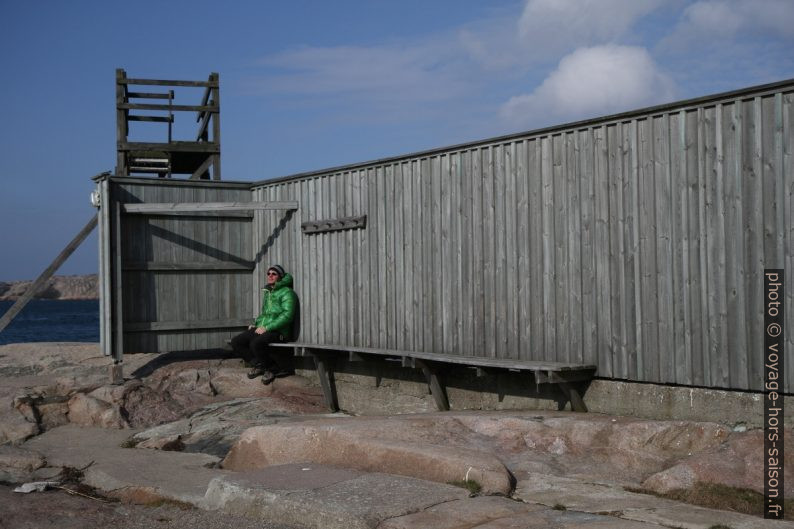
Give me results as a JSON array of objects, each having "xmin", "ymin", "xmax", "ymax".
[
  {"xmin": 415, "ymin": 359, "xmax": 449, "ymax": 411},
  {"xmin": 559, "ymin": 382, "xmax": 588, "ymax": 413},
  {"xmin": 309, "ymin": 350, "xmax": 339, "ymax": 412}
]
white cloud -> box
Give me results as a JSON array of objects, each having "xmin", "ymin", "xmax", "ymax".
[
  {"xmin": 257, "ymin": 41, "xmax": 467, "ymax": 104},
  {"xmin": 518, "ymin": 0, "xmax": 663, "ymax": 50},
  {"xmin": 669, "ymin": 0, "xmax": 794, "ymax": 42},
  {"xmin": 453, "ymin": 0, "xmax": 663, "ymax": 72},
  {"xmin": 253, "ymin": 0, "xmax": 665, "ymax": 108},
  {"xmin": 500, "ymin": 45, "xmax": 677, "ymax": 128}
]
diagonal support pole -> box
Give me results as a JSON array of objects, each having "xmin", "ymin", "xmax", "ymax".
[
  {"xmin": 559, "ymin": 381, "xmax": 588, "ymax": 413},
  {"xmin": 308, "ymin": 349, "xmax": 339, "ymax": 412},
  {"xmin": 0, "ymin": 215, "xmax": 98, "ymax": 333},
  {"xmin": 415, "ymin": 359, "xmax": 450, "ymax": 411}
]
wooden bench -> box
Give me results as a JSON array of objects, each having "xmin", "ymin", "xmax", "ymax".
[{"xmin": 269, "ymin": 342, "xmax": 596, "ymax": 413}]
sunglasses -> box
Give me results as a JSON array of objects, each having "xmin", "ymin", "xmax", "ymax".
[{"xmin": 267, "ymin": 271, "xmax": 280, "ymax": 277}]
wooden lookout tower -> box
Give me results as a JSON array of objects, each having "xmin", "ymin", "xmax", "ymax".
[{"xmin": 115, "ymin": 69, "xmax": 221, "ymax": 180}]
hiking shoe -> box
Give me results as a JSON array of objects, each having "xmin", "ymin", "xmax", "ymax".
[
  {"xmin": 261, "ymin": 371, "xmax": 276, "ymax": 385},
  {"xmin": 274, "ymin": 369, "xmax": 293, "ymax": 379},
  {"xmin": 247, "ymin": 366, "xmax": 265, "ymax": 379}
]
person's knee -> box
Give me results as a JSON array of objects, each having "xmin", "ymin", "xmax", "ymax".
[{"xmin": 231, "ymin": 329, "xmax": 254, "ymax": 349}]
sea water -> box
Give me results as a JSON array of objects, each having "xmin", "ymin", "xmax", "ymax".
[{"xmin": 0, "ymin": 299, "xmax": 99, "ymax": 345}]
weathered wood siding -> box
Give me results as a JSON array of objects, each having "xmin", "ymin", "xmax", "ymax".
[
  {"xmin": 108, "ymin": 178, "xmax": 253, "ymax": 354},
  {"xmin": 104, "ymin": 80, "xmax": 793, "ymax": 393},
  {"xmin": 250, "ymin": 82, "xmax": 794, "ymax": 392}
]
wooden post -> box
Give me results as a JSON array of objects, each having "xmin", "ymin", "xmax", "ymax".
[
  {"xmin": 308, "ymin": 349, "xmax": 338, "ymax": 412},
  {"xmin": 115, "ymin": 69, "xmax": 128, "ymax": 176},
  {"xmin": 0, "ymin": 215, "xmax": 98, "ymax": 333},
  {"xmin": 559, "ymin": 382, "xmax": 588, "ymax": 413},
  {"xmin": 210, "ymin": 72, "xmax": 221, "ymax": 180},
  {"xmin": 415, "ymin": 359, "xmax": 450, "ymax": 411},
  {"xmin": 99, "ymin": 178, "xmax": 113, "ymax": 356},
  {"xmin": 112, "ymin": 203, "xmax": 124, "ymax": 362}
]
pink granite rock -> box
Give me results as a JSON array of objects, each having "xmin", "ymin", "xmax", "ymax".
[
  {"xmin": 643, "ymin": 428, "xmax": 794, "ymax": 497},
  {"xmin": 67, "ymin": 393, "xmax": 127, "ymax": 429},
  {"xmin": 223, "ymin": 416, "xmax": 515, "ymax": 495}
]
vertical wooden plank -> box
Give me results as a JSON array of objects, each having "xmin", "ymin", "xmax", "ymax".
[
  {"xmin": 318, "ymin": 177, "xmax": 329, "ymax": 344},
  {"xmin": 493, "ymin": 145, "xmax": 508, "ymax": 359},
  {"xmin": 723, "ymin": 101, "xmax": 749, "ymax": 389},
  {"xmin": 338, "ymin": 173, "xmax": 348, "ymax": 345},
  {"xmin": 593, "ymin": 126, "xmax": 612, "ymax": 377},
  {"xmin": 420, "ymin": 158, "xmax": 432, "ymax": 352},
  {"xmin": 702, "ymin": 107, "xmax": 716, "ymax": 387},
  {"xmin": 445, "ymin": 151, "xmax": 463, "ymax": 356},
  {"xmin": 541, "ymin": 136, "xmax": 556, "ymax": 360},
  {"xmin": 113, "ymin": 201, "xmax": 124, "ymax": 361},
  {"xmin": 459, "ymin": 152, "xmax": 474, "ymax": 356},
  {"xmin": 329, "ymin": 176, "xmax": 340, "ymax": 344},
  {"xmin": 638, "ymin": 118, "xmax": 659, "ymax": 383},
  {"xmin": 399, "ymin": 164, "xmax": 409, "ymax": 349},
  {"xmin": 385, "ymin": 164, "xmax": 396, "ymax": 349},
  {"xmin": 694, "ymin": 107, "xmax": 712, "ymax": 386},
  {"xmin": 681, "ymin": 110, "xmax": 702, "ymax": 386},
  {"xmin": 607, "ymin": 125, "xmax": 627, "ymax": 379},
  {"xmin": 394, "ymin": 164, "xmax": 405, "ymax": 351},
  {"xmin": 579, "ymin": 129, "xmax": 596, "ymax": 366},
  {"xmin": 764, "ymin": 93, "xmax": 786, "ymax": 390},
  {"xmin": 318, "ymin": 177, "xmax": 327, "ymax": 344},
  {"xmin": 412, "ymin": 160, "xmax": 424, "ymax": 351},
  {"xmin": 450, "ymin": 152, "xmax": 462, "ymax": 356},
  {"xmin": 709, "ymin": 106, "xmax": 730, "ymax": 387},
  {"xmin": 332, "ymin": 176, "xmax": 342, "ymax": 344},
  {"xmin": 670, "ymin": 111, "xmax": 692, "ymax": 386},
  {"xmin": 99, "ymin": 179, "xmax": 112, "ymax": 356},
  {"xmin": 368, "ymin": 167, "xmax": 380, "ymax": 347},
  {"xmin": 567, "ymin": 131, "xmax": 584, "ymax": 364},
  {"xmin": 377, "ymin": 166, "xmax": 388, "ymax": 348},
  {"xmin": 764, "ymin": 94, "xmax": 785, "ymax": 267},
  {"xmin": 553, "ymin": 134, "xmax": 569, "ymax": 362},
  {"xmin": 196, "ymin": 188, "xmax": 208, "ymax": 349},
  {"xmin": 654, "ymin": 115, "xmax": 675, "ymax": 383},
  {"xmin": 431, "ymin": 156, "xmax": 443, "ymax": 354},
  {"xmin": 350, "ymin": 171, "xmax": 361, "ymax": 346},
  {"xmin": 441, "ymin": 154, "xmax": 453, "ymax": 354},
  {"xmin": 300, "ymin": 179, "xmax": 310, "ymax": 342},
  {"xmin": 471, "ymin": 150, "xmax": 485, "ymax": 357},
  {"xmin": 397, "ymin": 162, "xmax": 408, "ymax": 350},
  {"xmin": 515, "ymin": 140, "xmax": 531, "ymax": 361},
  {"xmin": 482, "ymin": 147, "xmax": 496, "ymax": 358},
  {"xmin": 741, "ymin": 97, "xmax": 763, "ymax": 390},
  {"xmin": 504, "ymin": 142, "xmax": 519, "ymax": 361},
  {"xmin": 784, "ymin": 91, "xmax": 794, "ymax": 393},
  {"xmin": 528, "ymin": 139, "xmax": 544, "ymax": 361},
  {"xmin": 304, "ymin": 178, "xmax": 315, "ymax": 342},
  {"xmin": 292, "ymin": 180, "xmax": 303, "ymax": 340},
  {"xmin": 624, "ymin": 120, "xmax": 641, "ymax": 381}
]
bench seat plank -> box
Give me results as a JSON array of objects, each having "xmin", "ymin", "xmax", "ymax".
[
  {"xmin": 272, "ymin": 342, "xmax": 596, "ymax": 373},
  {"xmin": 266, "ymin": 342, "xmax": 596, "ymax": 413}
]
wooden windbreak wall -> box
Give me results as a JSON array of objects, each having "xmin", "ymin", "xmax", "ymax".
[
  {"xmin": 252, "ymin": 81, "xmax": 794, "ymax": 392},
  {"xmin": 106, "ymin": 177, "xmax": 254, "ymax": 355}
]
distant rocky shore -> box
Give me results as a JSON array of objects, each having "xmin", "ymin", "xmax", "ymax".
[{"xmin": 0, "ymin": 274, "xmax": 97, "ymax": 301}]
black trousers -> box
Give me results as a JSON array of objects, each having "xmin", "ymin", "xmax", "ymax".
[{"xmin": 230, "ymin": 329, "xmax": 287, "ymax": 371}]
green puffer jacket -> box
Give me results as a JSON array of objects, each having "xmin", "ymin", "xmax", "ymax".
[{"xmin": 253, "ymin": 273, "xmax": 297, "ymax": 337}]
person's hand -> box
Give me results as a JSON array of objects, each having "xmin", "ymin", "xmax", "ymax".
[{"xmin": 255, "ymin": 326, "xmax": 266, "ymax": 335}]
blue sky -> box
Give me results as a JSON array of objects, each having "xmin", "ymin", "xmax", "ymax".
[{"xmin": 1, "ymin": 0, "xmax": 793, "ymax": 281}]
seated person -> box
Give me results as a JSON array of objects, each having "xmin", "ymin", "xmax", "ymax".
[{"xmin": 230, "ymin": 264, "xmax": 297, "ymax": 385}]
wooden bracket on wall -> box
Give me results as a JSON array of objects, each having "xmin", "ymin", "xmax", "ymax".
[{"xmin": 301, "ymin": 215, "xmax": 366, "ymax": 235}]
